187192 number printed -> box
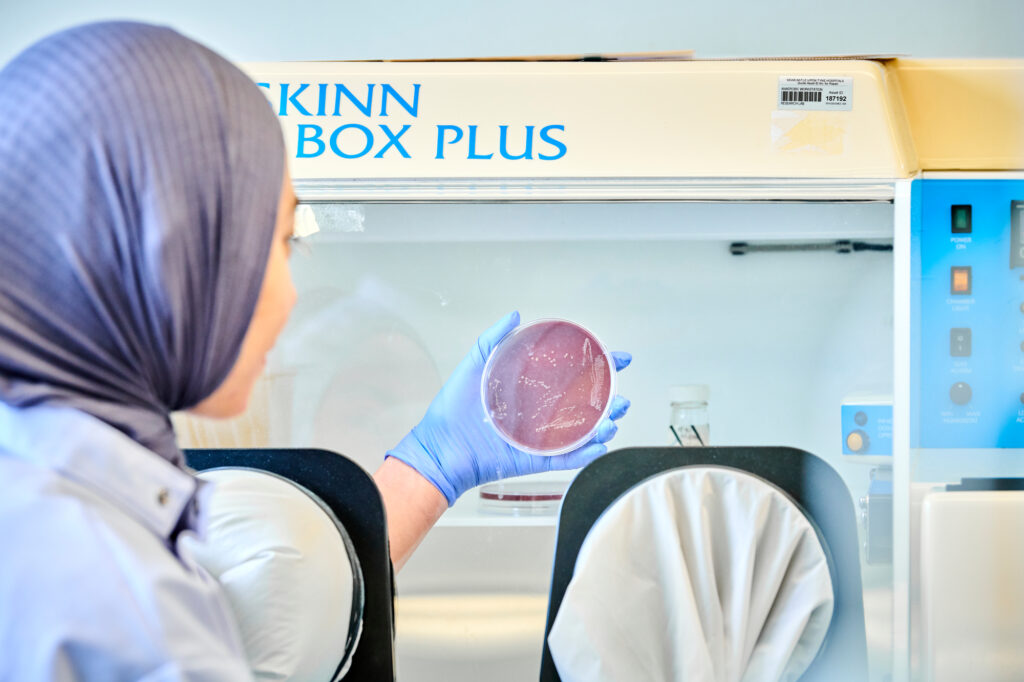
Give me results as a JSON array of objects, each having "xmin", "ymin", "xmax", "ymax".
[{"xmin": 778, "ymin": 76, "xmax": 853, "ymax": 111}]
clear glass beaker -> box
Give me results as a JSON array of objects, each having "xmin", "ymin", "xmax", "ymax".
[{"xmin": 669, "ymin": 384, "xmax": 710, "ymax": 447}]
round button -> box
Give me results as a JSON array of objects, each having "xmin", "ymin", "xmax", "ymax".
[
  {"xmin": 854, "ymin": 411, "xmax": 868, "ymax": 426},
  {"xmin": 156, "ymin": 488, "xmax": 169, "ymax": 506},
  {"xmin": 1020, "ymin": 393, "xmax": 1024, "ymax": 405},
  {"xmin": 846, "ymin": 430, "xmax": 869, "ymax": 453},
  {"xmin": 950, "ymin": 382, "xmax": 973, "ymax": 406}
]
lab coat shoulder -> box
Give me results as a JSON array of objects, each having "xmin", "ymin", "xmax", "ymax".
[{"xmin": 0, "ymin": 455, "xmax": 252, "ymax": 682}]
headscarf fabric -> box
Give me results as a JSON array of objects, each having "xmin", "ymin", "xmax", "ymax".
[{"xmin": 0, "ymin": 22, "xmax": 285, "ymax": 465}]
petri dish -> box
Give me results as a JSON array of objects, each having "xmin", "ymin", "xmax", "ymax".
[
  {"xmin": 479, "ymin": 481, "xmax": 566, "ymax": 516},
  {"xmin": 481, "ymin": 318, "xmax": 615, "ymax": 456}
]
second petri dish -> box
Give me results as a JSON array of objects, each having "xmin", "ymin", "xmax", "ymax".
[
  {"xmin": 481, "ymin": 318, "xmax": 615, "ymax": 456},
  {"xmin": 479, "ymin": 481, "xmax": 566, "ymax": 515}
]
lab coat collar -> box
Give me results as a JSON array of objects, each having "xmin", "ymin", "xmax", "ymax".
[{"xmin": 0, "ymin": 401, "xmax": 206, "ymax": 541}]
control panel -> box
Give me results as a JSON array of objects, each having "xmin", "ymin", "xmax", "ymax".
[
  {"xmin": 914, "ymin": 178, "xmax": 1024, "ymax": 448},
  {"xmin": 842, "ymin": 401, "xmax": 893, "ymax": 458}
]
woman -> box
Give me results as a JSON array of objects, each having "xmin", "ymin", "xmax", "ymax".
[{"xmin": 0, "ymin": 22, "xmax": 630, "ymax": 679}]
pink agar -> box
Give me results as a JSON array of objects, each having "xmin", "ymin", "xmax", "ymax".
[{"xmin": 484, "ymin": 320, "xmax": 612, "ymax": 453}]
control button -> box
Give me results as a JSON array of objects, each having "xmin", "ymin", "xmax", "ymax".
[
  {"xmin": 950, "ymin": 382, "xmax": 973, "ymax": 406},
  {"xmin": 847, "ymin": 430, "xmax": 869, "ymax": 453},
  {"xmin": 951, "ymin": 205, "xmax": 972, "ymax": 233},
  {"xmin": 950, "ymin": 328, "xmax": 972, "ymax": 357},
  {"xmin": 951, "ymin": 267, "xmax": 972, "ymax": 295},
  {"xmin": 854, "ymin": 411, "xmax": 868, "ymax": 426}
]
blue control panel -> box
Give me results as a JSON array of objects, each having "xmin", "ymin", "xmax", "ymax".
[
  {"xmin": 842, "ymin": 403, "xmax": 893, "ymax": 456},
  {"xmin": 913, "ymin": 178, "xmax": 1024, "ymax": 448}
]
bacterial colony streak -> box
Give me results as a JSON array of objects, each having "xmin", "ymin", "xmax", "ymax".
[{"xmin": 484, "ymin": 320, "xmax": 613, "ymax": 453}]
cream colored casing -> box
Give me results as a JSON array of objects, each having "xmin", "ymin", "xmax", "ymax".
[
  {"xmin": 920, "ymin": 491, "xmax": 1024, "ymax": 682},
  {"xmin": 243, "ymin": 60, "xmax": 916, "ymax": 181},
  {"xmin": 893, "ymin": 59, "xmax": 1024, "ymax": 171}
]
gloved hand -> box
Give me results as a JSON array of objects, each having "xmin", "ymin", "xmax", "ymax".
[{"xmin": 386, "ymin": 311, "xmax": 631, "ymax": 506}]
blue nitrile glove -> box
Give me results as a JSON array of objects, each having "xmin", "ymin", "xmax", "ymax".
[{"xmin": 386, "ymin": 311, "xmax": 632, "ymax": 506}]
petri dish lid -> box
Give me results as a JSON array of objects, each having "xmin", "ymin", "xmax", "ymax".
[
  {"xmin": 481, "ymin": 318, "xmax": 615, "ymax": 456},
  {"xmin": 479, "ymin": 481, "xmax": 566, "ymax": 516},
  {"xmin": 479, "ymin": 481, "xmax": 566, "ymax": 502}
]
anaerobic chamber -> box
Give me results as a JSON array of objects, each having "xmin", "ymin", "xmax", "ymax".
[{"xmin": 171, "ymin": 58, "xmax": 1024, "ymax": 681}]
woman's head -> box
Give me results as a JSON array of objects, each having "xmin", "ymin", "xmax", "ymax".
[
  {"xmin": 0, "ymin": 22, "xmax": 288, "ymax": 464},
  {"xmin": 189, "ymin": 171, "xmax": 298, "ymax": 419}
]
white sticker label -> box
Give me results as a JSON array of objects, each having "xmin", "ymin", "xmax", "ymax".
[{"xmin": 778, "ymin": 76, "xmax": 852, "ymax": 111}]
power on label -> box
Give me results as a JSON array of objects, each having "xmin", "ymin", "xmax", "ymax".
[{"xmin": 778, "ymin": 76, "xmax": 853, "ymax": 111}]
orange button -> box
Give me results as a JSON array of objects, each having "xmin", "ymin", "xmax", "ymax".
[{"xmin": 951, "ymin": 267, "xmax": 971, "ymax": 294}]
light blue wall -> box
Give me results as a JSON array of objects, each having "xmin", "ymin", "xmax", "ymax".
[{"xmin": 1, "ymin": 0, "xmax": 1023, "ymax": 66}]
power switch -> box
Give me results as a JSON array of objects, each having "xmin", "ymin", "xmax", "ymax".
[
  {"xmin": 951, "ymin": 205, "xmax": 972, "ymax": 233},
  {"xmin": 950, "ymin": 328, "xmax": 971, "ymax": 357}
]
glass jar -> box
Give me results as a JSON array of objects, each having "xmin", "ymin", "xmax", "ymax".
[{"xmin": 669, "ymin": 384, "xmax": 710, "ymax": 447}]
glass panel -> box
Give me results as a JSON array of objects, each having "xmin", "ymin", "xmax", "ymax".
[{"xmin": 176, "ymin": 199, "xmax": 895, "ymax": 681}]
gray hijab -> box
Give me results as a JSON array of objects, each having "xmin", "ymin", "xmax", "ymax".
[{"xmin": 0, "ymin": 22, "xmax": 285, "ymax": 466}]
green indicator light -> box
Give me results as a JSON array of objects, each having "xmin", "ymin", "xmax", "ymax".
[
  {"xmin": 951, "ymin": 204, "xmax": 972, "ymax": 233},
  {"xmin": 954, "ymin": 210, "xmax": 967, "ymax": 229}
]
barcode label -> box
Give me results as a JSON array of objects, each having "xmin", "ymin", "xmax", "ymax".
[
  {"xmin": 781, "ymin": 89, "xmax": 822, "ymax": 103},
  {"xmin": 778, "ymin": 76, "xmax": 853, "ymax": 111}
]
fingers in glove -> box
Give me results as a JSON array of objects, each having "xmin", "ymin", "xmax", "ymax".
[
  {"xmin": 476, "ymin": 310, "xmax": 521, "ymax": 362},
  {"xmin": 592, "ymin": 418, "xmax": 619, "ymax": 444},
  {"xmin": 608, "ymin": 395, "xmax": 630, "ymax": 421},
  {"xmin": 611, "ymin": 351, "xmax": 632, "ymax": 372}
]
